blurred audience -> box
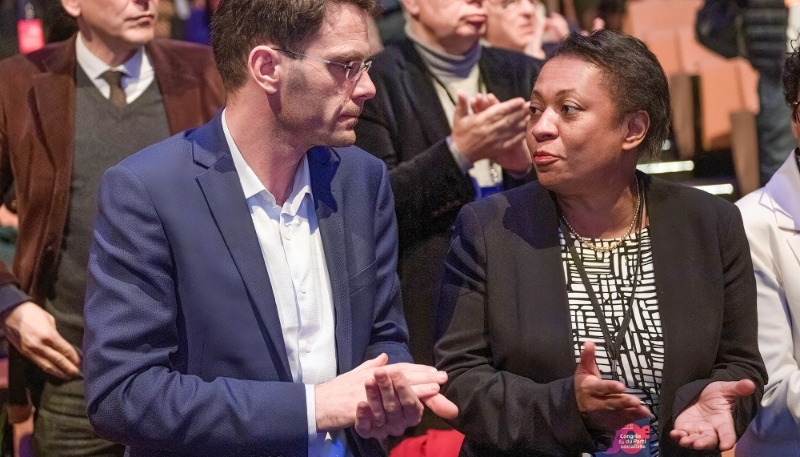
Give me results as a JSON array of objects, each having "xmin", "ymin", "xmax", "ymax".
[
  {"xmin": 483, "ymin": 0, "xmax": 567, "ymax": 59},
  {"xmin": 435, "ymin": 30, "xmax": 766, "ymax": 456},
  {"xmin": 354, "ymin": 0, "xmax": 541, "ymax": 375},
  {"xmin": 0, "ymin": 0, "xmax": 224, "ymax": 454},
  {"xmin": 735, "ymin": 44, "xmax": 800, "ymax": 457},
  {"xmin": 744, "ymin": 0, "xmax": 795, "ymax": 184}
]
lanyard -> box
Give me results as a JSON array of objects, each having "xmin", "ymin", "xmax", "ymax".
[{"xmin": 558, "ymin": 191, "xmax": 645, "ymax": 382}]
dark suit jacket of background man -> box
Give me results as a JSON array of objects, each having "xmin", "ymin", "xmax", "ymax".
[
  {"xmin": 0, "ymin": 33, "xmax": 225, "ymax": 407},
  {"xmin": 354, "ymin": 39, "xmax": 542, "ymax": 365},
  {"xmin": 435, "ymin": 175, "xmax": 767, "ymax": 456},
  {"xmin": 83, "ymin": 112, "xmax": 413, "ymax": 457}
]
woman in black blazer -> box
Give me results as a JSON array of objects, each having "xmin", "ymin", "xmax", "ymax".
[{"xmin": 434, "ymin": 30, "xmax": 766, "ymax": 457}]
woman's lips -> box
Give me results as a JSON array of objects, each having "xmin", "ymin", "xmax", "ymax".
[{"xmin": 533, "ymin": 152, "xmax": 559, "ymax": 165}]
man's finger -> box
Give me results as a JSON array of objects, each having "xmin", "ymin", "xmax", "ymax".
[
  {"xmin": 397, "ymin": 369, "xmax": 447, "ymax": 387},
  {"xmin": 411, "ymin": 383, "xmax": 441, "ymax": 399},
  {"xmin": 422, "ymin": 394, "xmax": 459, "ymax": 420},
  {"xmin": 40, "ymin": 346, "xmax": 80, "ymax": 378},
  {"xmin": 354, "ymin": 353, "xmax": 388, "ymax": 371},
  {"xmin": 50, "ymin": 335, "xmax": 81, "ymax": 368},
  {"xmin": 391, "ymin": 371, "xmax": 423, "ymax": 433},
  {"xmin": 364, "ymin": 376, "xmax": 387, "ymax": 439},
  {"xmin": 31, "ymin": 355, "xmax": 71, "ymax": 380},
  {"xmin": 375, "ymin": 369, "xmax": 404, "ymax": 434},
  {"xmin": 354, "ymin": 402, "xmax": 373, "ymax": 439},
  {"xmin": 454, "ymin": 91, "xmax": 470, "ymax": 120}
]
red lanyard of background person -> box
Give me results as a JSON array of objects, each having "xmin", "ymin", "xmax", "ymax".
[{"xmin": 557, "ymin": 188, "xmax": 645, "ymax": 382}]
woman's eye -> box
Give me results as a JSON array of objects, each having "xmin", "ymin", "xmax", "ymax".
[
  {"xmin": 529, "ymin": 104, "xmax": 542, "ymax": 115},
  {"xmin": 561, "ymin": 105, "xmax": 578, "ymax": 115}
]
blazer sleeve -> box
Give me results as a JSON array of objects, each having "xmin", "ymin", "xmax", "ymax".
[
  {"xmin": 0, "ymin": 78, "xmax": 30, "ymax": 315},
  {"xmin": 671, "ymin": 205, "xmax": 767, "ymax": 437},
  {"xmin": 354, "ymin": 76, "xmax": 476, "ymax": 241},
  {"xmin": 83, "ymin": 164, "xmax": 309, "ymax": 456},
  {"xmin": 364, "ymin": 163, "xmax": 413, "ymax": 364},
  {"xmin": 738, "ymin": 199, "xmax": 800, "ymax": 441},
  {"xmin": 435, "ymin": 205, "xmax": 598, "ymax": 455}
]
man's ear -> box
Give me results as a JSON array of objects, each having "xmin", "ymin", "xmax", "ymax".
[
  {"xmin": 400, "ymin": 0, "xmax": 420, "ymax": 17},
  {"xmin": 621, "ymin": 110, "xmax": 650, "ymax": 152},
  {"xmin": 248, "ymin": 45, "xmax": 281, "ymax": 95},
  {"xmin": 60, "ymin": 0, "xmax": 81, "ymax": 18}
]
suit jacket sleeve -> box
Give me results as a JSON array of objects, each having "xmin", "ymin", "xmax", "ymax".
[
  {"xmin": 737, "ymin": 195, "xmax": 798, "ymax": 441},
  {"xmin": 435, "ymin": 204, "xmax": 598, "ymax": 455},
  {"xmin": 364, "ymin": 162, "xmax": 413, "ymax": 364},
  {"xmin": 671, "ymin": 205, "xmax": 766, "ymax": 437},
  {"xmin": 0, "ymin": 76, "xmax": 31, "ymax": 315},
  {"xmin": 84, "ymin": 164, "xmax": 309, "ymax": 456},
  {"xmin": 354, "ymin": 74, "xmax": 476, "ymax": 241}
]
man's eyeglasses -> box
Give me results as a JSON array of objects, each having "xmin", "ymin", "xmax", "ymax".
[
  {"xmin": 273, "ymin": 49, "xmax": 372, "ymax": 81},
  {"xmin": 793, "ymin": 101, "xmax": 800, "ymax": 123}
]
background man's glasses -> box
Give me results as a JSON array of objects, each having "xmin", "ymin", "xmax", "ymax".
[{"xmin": 274, "ymin": 49, "xmax": 372, "ymax": 81}]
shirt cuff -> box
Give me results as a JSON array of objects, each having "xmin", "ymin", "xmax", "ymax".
[
  {"xmin": 305, "ymin": 383, "xmax": 318, "ymax": 446},
  {"xmin": 0, "ymin": 284, "xmax": 31, "ymax": 318},
  {"xmin": 446, "ymin": 136, "xmax": 473, "ymax": 174}
]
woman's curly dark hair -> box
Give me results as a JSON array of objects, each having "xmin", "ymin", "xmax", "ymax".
[{"xmin": 783, "ymin": 43, "xmax": 800, "ymax": 108}]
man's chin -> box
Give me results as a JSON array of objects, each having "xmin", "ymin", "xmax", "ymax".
[{"xmin": 327, "ymin": 130, "xmax": 357, "ymax": 148}]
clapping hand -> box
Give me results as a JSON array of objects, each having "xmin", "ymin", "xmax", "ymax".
[
  {"xmin": 670, "ymin": 379, "xmax": 755, "ymax": 451},
  {"xmin": 574, "ymin": 341, "xmax": 650, "ymax": 433},
  {"xmin": 315, "ymin": 353, "xmax": 458, "ymax": 440}
]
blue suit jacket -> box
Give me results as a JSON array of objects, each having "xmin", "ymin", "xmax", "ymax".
[{"xmin": 83, "ymin": 112, "xmax": 412, "ymax": 457}]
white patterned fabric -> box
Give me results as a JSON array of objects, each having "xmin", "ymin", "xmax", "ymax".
[{"xmin": 560, "ymin": 227, "xmax": 663, "ymax": 457}]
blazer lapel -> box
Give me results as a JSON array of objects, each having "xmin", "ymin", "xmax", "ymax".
[
  {"xmin": 397, "ymin": 41, "xmax": 451, "ymax": 146},
  {"xmin": 309, "ymin": 147, "xmax": 354, "ymax": 374},
  {"xmin": 764, "ymin": 152, "xmax": 800, "ymax": 264},
  {"xmin": 148, "ymin": 39, "xmax": 203, "ymax": 135},
  {"xmin": 32, "ymin": 35, "xmax": 77, "ymax": 204},
  {"xmin": 505, "ymin": 184, "xmax": 576, "ymax": 379},
  {"xmin": 480, "ymin": 50, "xmax": 519, "ymax": 103},
  {"xmin": 193, "ymin": 116, "xmax": 292, "ymax": 382}
]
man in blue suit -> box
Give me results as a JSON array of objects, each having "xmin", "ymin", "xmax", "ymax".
[{"xmin": 82, "ymin": 0, "xmax": 457, "ymax": 455}]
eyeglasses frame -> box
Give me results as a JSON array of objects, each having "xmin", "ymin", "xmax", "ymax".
[{"xmin": 273, "ymin": 48, "xmax": 372, "ymax": 81}]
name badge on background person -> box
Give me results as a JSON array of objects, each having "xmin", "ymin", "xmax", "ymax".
[
  {"xmin": 469, "ymin": 160, "xmax": 503, "ymax": 199},
  {"xmin": 17, "ymin": 1, "xmax": 44, "ymax": 55},
  {"xmin": 596, "ymin": 418, "xmax": 651, "ymax": 457}
]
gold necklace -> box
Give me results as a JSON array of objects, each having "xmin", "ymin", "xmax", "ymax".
[{"xmin": 561, "ymin": 178, "xmax": 641, "ymax": 253}]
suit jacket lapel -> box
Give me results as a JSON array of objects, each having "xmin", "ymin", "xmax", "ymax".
[
  {"xmin": 309, "ymin": 147, "xmax": 354, "ymax": 374},
  {"xmin": 193, "ymin": 115, "xmax": 292, "ymax": 382},
  {"xmin": 397, "ymin": 40, "xmax": 451, "ymax": 146},
  {"xmin": 33, "ymin": 35, "xmax": 77, "ymax": 201},
  {"xmin": 480, "ymin": 50, "xmax": 519, "ymax": 103},
  {"xmin": 148, "ymin": 39, "xmax": 203, "ymax": 135}
]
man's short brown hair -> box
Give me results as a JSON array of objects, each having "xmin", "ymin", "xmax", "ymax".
[{"xmin": 211, "ymin": 0, "xmax": 380, "ymax": 93}]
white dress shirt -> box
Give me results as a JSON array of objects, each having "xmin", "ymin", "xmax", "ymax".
[
  {"xmin": 222, "ymin": 110, "xmax": 350, "ymax": 457},
  {"xmin": 75, "ymin": 32, "xmax": 155, "ymax": 104}
]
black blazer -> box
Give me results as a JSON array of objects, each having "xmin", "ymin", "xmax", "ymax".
[
  {"xmin": 354, "ymin": 39, "xmax": 542, "ymax": 365},
  {"xmin": 434, "ymin": 175, "xmax": 767, "ymax": 456}
]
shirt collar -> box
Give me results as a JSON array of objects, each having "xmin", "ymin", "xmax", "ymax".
[
  {"xmin": 222, "ymin": 109, "xmax": 313, "ymax": 216},
  {"xmin": 75, "ymin": 32, "xmax": 148, "ymax": 81}
]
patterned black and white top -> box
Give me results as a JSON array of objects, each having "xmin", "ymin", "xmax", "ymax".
[{"xmin": 559, "ymin": 227, "xmax": 664, "ymax": 457}]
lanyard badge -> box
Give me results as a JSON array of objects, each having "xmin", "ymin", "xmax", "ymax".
[
  {"xmin": 17, "ymin": 2, "xmax": 44, "ymax": 54},
  {"xmin": 596, "ymin": 418, "xmax": 652, "ymax": 456}
]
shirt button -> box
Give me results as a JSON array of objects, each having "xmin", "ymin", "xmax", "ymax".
[
  {"xmin": 300, "ymin": 284, "xmax": 307, "ymax": 294},
  {"xmin": 283, "ymin": 231, "xmax": 292, "ymax": 241},
  {"xmin": 305, "ymin": 341, "xmax": 313, "ymax": 353}
]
